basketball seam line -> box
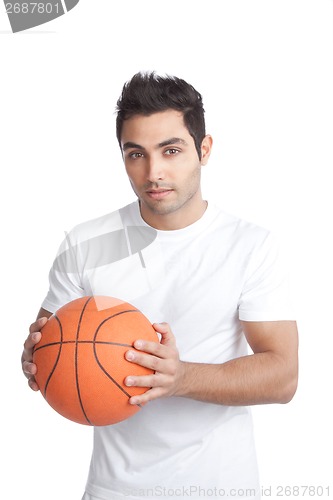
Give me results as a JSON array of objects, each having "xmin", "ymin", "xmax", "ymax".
[
  {"xmin": 34, "ymin": 340, "xmax": 134, "ymax": 350},
  {"xmin": 76, "ymin": 297, "xmax": 94, "ymax": 424},
  {"xmin": 43, "ymin": 314, "xmax": 63, "ymax": 399}
]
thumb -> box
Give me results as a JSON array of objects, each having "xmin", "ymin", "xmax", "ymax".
[{"xmin": 152, "ymin": 322, "xmax": 176, "ymax": 347}]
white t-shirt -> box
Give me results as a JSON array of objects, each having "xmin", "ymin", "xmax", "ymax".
[{"xmin": 42, "ymin": 201, "xmax": 294, "ymax": 500}]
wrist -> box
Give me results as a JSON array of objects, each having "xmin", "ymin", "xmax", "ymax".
[{"xmin": 174, "ymin": 360, "xmax": 192, "ymax": 398}]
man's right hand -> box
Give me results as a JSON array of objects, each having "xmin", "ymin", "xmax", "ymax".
[{"xmin": 21, "ymin": 316, "xmax": 48, "ymax": 391}]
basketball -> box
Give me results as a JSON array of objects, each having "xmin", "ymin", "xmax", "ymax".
[{"xmin": 33, "ymin": 296, "xmax": 159, "ymax": 426}]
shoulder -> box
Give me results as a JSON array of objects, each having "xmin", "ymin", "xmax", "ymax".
[
  {"xmin": 68, "ymin": 201, "xmax": 138, "ymax": 243},
  {"xmin": 211, "ymin": 204, "xmax": 272, "ymax": 247}
]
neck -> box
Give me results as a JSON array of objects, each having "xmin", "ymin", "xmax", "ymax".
[{"xmin": 139, "ymin": 196, "xmax": 208, "ymax": 231}]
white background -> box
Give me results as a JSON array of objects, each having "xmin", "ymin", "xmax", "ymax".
[{"xmin": 1, "ymin": 1, "xmax": 332, "ymax": 499}]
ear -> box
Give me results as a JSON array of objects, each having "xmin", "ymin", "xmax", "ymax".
[{"xmin": 200, "ymin": 135, "xmax": 213, "ymax": 165}]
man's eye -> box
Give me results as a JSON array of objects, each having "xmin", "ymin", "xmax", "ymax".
[
  {"xmin": 129, "ymin": 152, "xmax": 144, "ymax": 159},
  {"xmin": 165, "ymin": 148, "xmax": 180, "ymax": 156}
]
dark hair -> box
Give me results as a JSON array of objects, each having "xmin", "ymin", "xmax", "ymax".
[{"xmin": 116, "ymin": 72, "xmax": 206, "ymax": 159}]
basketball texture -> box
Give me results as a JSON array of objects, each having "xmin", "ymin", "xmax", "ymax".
[{"xmin": 33, "ymin": 296, "xmax": 159, "ymax": 426}]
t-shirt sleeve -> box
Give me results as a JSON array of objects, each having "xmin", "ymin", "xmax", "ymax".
[
  {"xmin": 238, "ymin": 232, "xmax": 295, "ymax": 322},
  {"xmin": 41, "ymin": 234, "xmax": 85, "ymax": 313}
]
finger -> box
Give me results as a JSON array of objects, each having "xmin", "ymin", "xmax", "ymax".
[
  {"xmin": 124, "ymin": 373, "xmax": 156, "ymax": 389},
  {"xmin": 29, "ymin": 316, "xmax": 48, "ymax": 335},
  {"xmin": 22, "ymin": 331, "xmax": 41, "ymax": 363},
  {"xmin": 132, "ymin": 337, "xmax": 173, "ymax": 360},
  {"xmin": 28, "ymin": 377, "xmax": 40, "ymax": 392},
  {"xmin": 22, "ymin": 360, "xmax": 37, "ymax": 377},
  {"xmin": 129, "ymin": 387, "xmax": 164, "ymax": 406},
  {"xmin": 22, "ymin": 360, "xmax": 40, "ymax": 391},
  {"xmin": 125, "ymin": 349, "xmax": 164, "ymax": 372},
  {"xmin": 152, "ymin": 322, "xmax": 176, "ymax": 347},
  {"xmin": 24, "ymin": 318, "xmax": 47, "ymax": 356},
  {"xmin": 24, "ymin": 317, "xmax": 47, "ymax": 357}
]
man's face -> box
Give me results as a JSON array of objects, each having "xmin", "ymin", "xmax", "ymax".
[{"xmin": 120, "ymin": 109, "xmax": 212, "ymax": 229}]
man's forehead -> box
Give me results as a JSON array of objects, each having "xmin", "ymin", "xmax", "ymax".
[
  {"xmin": 120, "ymin": 110, "xmax": 192, "ymax": 148},
  {"xmin": 122, "ymin": 109, "xmax": 184, "ymax": 128}
]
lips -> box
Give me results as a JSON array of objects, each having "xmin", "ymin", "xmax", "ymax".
[{"xmin": 146, "ymin": 189, "xmax": 173, "ymax": 200}]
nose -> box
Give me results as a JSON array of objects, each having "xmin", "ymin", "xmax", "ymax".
[{"xmin": 146, "ymin": 156, "xmax": 165, "ymax": 182}]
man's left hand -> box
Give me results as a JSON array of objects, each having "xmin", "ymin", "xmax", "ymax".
[{"xmin": 124, "ymin": 322, "xmax": 185, "ymax": 405}]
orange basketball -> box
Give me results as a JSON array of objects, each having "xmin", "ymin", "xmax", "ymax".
[{"xmin": 33, "ymin": 296, "xmax": 159, "ymax": 426}]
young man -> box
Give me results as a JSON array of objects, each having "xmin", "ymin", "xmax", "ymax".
[{"xmin": 22, "ymin": 72, "xmax": 298, "ymax": 500}]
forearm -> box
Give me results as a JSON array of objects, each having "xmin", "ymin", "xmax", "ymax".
[
  {"xmin": 125, "ymin": 321, "xmax": 298, "ymax": 407},
  {"xmin": 177, "ymin": 352, "xmax": 297, "ymax": 406}
]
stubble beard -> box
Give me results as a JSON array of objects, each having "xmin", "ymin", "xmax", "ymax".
[{"xmin": 134, "ymin": 167, "xmax": 202, "ymax": 218}]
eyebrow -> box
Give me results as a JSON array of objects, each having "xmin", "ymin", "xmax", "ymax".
[
  {"xmin": 158, "ymin": 137, "xmax": 188, "ymax": 148},
  {"xmin": 122, "ymin": 137, "xmax": 188, "ymax": 152},
  {"xmin": 122, "ymin": 141, "xmax": 144, "ymax": 151}
]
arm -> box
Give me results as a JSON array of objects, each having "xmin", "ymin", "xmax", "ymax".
[
  {"xmin": 177, "ymin": 320, "xmax": 298, "ymax": 405},
  {"xmin": 124, "ymin": 320, "xmax": 298, "ymax": 406},
  {"xmin": 21, "ymin": 308, "xmax": 53, "ymax": 391}
]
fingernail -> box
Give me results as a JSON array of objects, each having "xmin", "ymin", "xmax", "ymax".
[
  {"xmin": 126, "ymin": 351, "xmax": 135, "ymax": 361},
  {"xmin": 130, "ymin": 397, "xmax": 139, "ymax": 405},
  {"xmin": 135, "ymin": 340, "xmax": 143, "ymax": 349},
  {"xmin": 126, "ymin": 377, "xmax": 134, "ymax": 386}
]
